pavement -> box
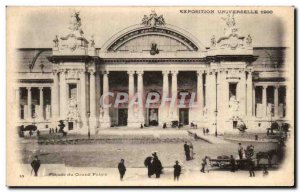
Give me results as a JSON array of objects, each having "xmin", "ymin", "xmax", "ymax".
[{"xmin": 17, "ymin": 164, "xmax": 291, "ymax": 186}]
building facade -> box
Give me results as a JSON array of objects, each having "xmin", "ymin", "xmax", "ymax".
[{"xmin": 14, "ymin": 11, "xmax": 291, "ymax": 134}]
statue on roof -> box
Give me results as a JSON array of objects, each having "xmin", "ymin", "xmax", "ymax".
[
  {"xmin": 246, "ymin": 34, "xmax": 252, "ymax": 46},
  {"xmin": 211, "ymin": 35, "xmax": 216, "ymax": 47},
  {"xmin": 90, "ymin": 35, "xmax": 95, "ymax": 48},
  {"xmin": 221, "ymin": 13, "xmax": 238, "ymax": 36},
  {"xmin": 68, "ymin": 11, "xmax": 84, "ymax": 36},
  {"xmin": 141, "ymin": 10, "xmax": 166, "ymax": 27},
  {"xmin": 141, "ymin": 15, "xmax": 149, "ymax": 25},
  {"xmin": 53, "ymin": 35, "xmax": 59, "ymax": 47},
  {"xmin": 222, "ymin": 13, "xmax": 236, "ymax": 28}
]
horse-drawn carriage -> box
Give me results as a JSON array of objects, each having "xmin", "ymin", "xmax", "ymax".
[
  {"xmin": 209, "ymin": 156, "xmax": 252, "ymax": 170},
  {"xmin": 267, "ymin": 122, "xmax": 290, "ymax": 138},
  {"xmin": 210, "ymin": 146, "xmax": 281, "ymax": 170},
  {"xmin": 171, "ymin": 121, "xmax": 183, "ymax": 128}
]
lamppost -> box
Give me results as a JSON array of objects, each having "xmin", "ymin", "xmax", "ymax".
[
  {"xmin": 214, "ymin": 110, "xmax": 218, "ymax": 137},
  {"xmin": 87, "ymin": 111, "xmax": 90, "ymax": 139}
]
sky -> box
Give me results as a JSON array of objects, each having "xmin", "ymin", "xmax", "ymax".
[{"xmin": 7, "ymin": 6, "xmax": 293, "ymax": 49}]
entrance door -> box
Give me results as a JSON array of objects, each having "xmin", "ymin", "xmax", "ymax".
[
  {"xmin": 118, "ymin": 109, "xmax": 128, "ymax": 126},
  {"xmin": 148, "ymin": 108, "xmax": 159, "ymax": 126},
  {"xmin": 68, "ymin": 122, "xmax": 74, "ymax": 130},
  {"xmin": 179, "ymin": 108, "xmax": 189, "ymax": 125}
]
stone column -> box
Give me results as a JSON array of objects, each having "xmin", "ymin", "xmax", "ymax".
[
  {"xmin": 205, "ymin": 72, "xmax": 211, "ymax": 118},
  {"xmin": 79, "ymin": 69, "xmax": 87, "ymax": 128},
  {"xmin": 210, "ymin": 70, "xmax": 218, "ymax": 134},
  {"xmin": 274, "ymin": 85, "xmax": 279, "ymax": 118},
  {"xmin": 89, "ymin": 69, "xmax": 96, "ymax": 134},
  {"xmin": 204, "ymin": 72, "xmax": 209, "ymax": 115},
  {"xmin": 239, "ymin": 71, "xmax": 246, "ymax": 116},
  {"xmin": 171, "ymin": 70, "xmax": 178, "ymax": 120},
  {"xmin": 247, "ymin": 71, "xmax": 253, "ymax": 117},
  {"xmin": 100, "ymin": 71, "xmax": 111, "ymax": 128},
  {"xmin": 137, "ymin": 70, "xmax": 144, "ymax": 124},
  {"xmin": 262, "ymin": 85, "xmax": 267, "ymax": 118},
  {"xmin": 216, "ymin": 70, "xmax": 227, "ymax": 133},
  {"xmin": 127, "ymin": 70, "xmax": 137, "ymax": 127},
  {"xmin": 211, "ymin": 71, "xmax": 217, "ymax": 118},
  {"xmin": 59, "ymin": 70, "xmax": 67, "ymax": 120},
  {"xmin": 197, "ymin": 70, "xmax": 204, "ymax": 115},
  {"xmin": 160, "ymin": 70, "xmax": 169, "ymax": 124},
  {"xmin": 52, "ymin": 70, "xmax": 59, "ymax": 121},
  {"xmin": 89, "ymin": 69, "xmax": 96, "ymax": 118},
  {"xmin": 27, "ymin": 87, "xmax": 32, "ymax": 120},
  {"xmin": 39, "ymin": 87, "xmax": 44, "ymax": 120},
  {"xmin": 95, "ymin": 72, "xmax": 101, "ymax": 118},
  {"xmin": 128, "ymin": 71, "xmax": 135, "ymax": 102}
]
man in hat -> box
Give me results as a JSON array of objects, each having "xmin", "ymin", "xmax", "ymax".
[
  {"xmin": 31, "ymin": 155, "xmax": 41, "ymax": 176},
  {"xmin": 152, "ymin": 152, "xmax": 163, "ymax": 178},
  {"xmin": 144, "ymin": 156, "xmax": 154, "ymax": 178},
  {"xmin": 184, "ymin": 142, "xmax": 190, "ymax": 161},
  {"xmin": 248, "ymin": 158, "xmax": 255, "ymax": 177},
  {"xmin": 173, "ymin": 160, "xmax": 181, "ymax": 181},
  {"xmin": 118, "ymin": 159, "xmax": 126, "ymax": 181},
  {"xmin": 238, "ymin": 143, "xmax": 244, "ymax": 159}
]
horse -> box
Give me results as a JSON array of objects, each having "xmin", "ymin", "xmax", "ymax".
[{"xmin": 256, "ymin": 149, "xmax": 277, "ymax": 168}]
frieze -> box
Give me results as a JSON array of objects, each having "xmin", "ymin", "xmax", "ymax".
[
  {"xmin": 66, "ymin": 69, "xmax": 79, "ymax": 79},
  {"xmin": 107, "ymin": 27, "xmax": 199, "ymax": 52},
  {"xmin": 18, "ymin": 79, "xmax": 53, "ymax": 84}
]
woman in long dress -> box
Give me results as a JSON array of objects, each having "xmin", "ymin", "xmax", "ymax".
[{"xmin": 205, "ymin": 156, "xmax": 211, "ymax": 173}]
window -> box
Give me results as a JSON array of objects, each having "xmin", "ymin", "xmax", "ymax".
[
  {"xmin": 233, "ymin": 121, "xmax": 238, "ymax": 129},
  {"xmin": 229, "ymin": 83, "xmax": 237, "ymax": 98}
]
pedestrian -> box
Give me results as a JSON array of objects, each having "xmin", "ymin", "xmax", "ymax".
[
  {"xmin": 238, "ymin": 143, "xmax": 244, "ymax": 160},
  {"xmin": 184, "ymin": 142, "xmax": 191, "ymax": 161},
  {"xmin": 173, "ymin": 160, "xmax": 181, "ymax": 181},
  {"xmin": 206, "ymin": 128, "xmax": 209, "ymax": 135},
  {"xmin": 36, "ymin": 130, "xmax": 40, "ymax": 137},
  {"xmin": 205, "ymin": 156, "xmax": 210, "ymax": 173},
  {"xmin": 200, "ymin": 157, "xmax": 206, "ymax": 173},
  {"xmin": 49, "ymin": 128, "xmax": 51, "ymax": 135},
  {"xmin": 248, "ymin": 159, "xmax": 255, "ymax": 177},
  {"xmin": 55, "ymin": 127, "xmax": 58, "ymax": 133},
  {"xmin": 152, "ymin": 152, "xmax": 163, "ymax": 178},
  {"xmin": 190, "ymin": 143, "xmax": 194, "ymax": 160},
  {"xmin": 29, "ymin": 130, "xmax": 33, "ymax": 137},
  {"xmin": 263, "ymin": 165, "xmax": 269, "ymax": 177},
  {"xmin": 163, "ymin": 123, "xmax": 167, "ymax": 129},
  {"xmin": 144, "ymin": 156, "xmax": 154, "ymax": 178},
  {"xmin": 230, "ymin": 155, "xmax": 236, "ymax": 172},
  {"xmin": 203, "ymin": 128, "xmax": 206, "ymax": 135},
  {"xmin": 118, "ymin": 159, "xmax": 126, "ymax": 181},
  {"xmin": 31, "ymin": 155, "xmax": 41, "ymax": 176}
]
